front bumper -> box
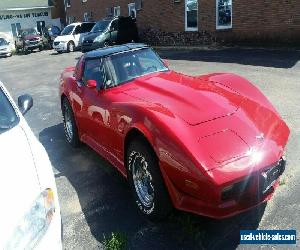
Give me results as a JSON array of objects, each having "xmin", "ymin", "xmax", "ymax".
[
  {"xmin": 162, "ymin": 158, "xmax": 286, "ymax": 219},
  {"xmin": 0, "ymin": 50, "xmax": 12, "ymax": 56},
  {"xmin": 25, "ymin": 41, "xmax": 43, "ymax": 50},
  {"xmin": 81, "ymin": 42, "xmax": 97, "ymax": 52},
  {"xmin": 53, "ymin": 42, "xmax": 67, "ymax": 52},
  {"xmin": 35, "ymin": 211, "xmax": 62, "ymax": 249},
  {"xmin": 81, "ymin": 41, "xmax": 103, "ymax": 52}
]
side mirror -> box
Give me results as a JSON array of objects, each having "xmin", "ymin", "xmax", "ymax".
[
  {"xmin": 18, "ymin": 94, "xmax": 33, "ymax": 115},
  {"xmin": 86, "ymin": 79, "xmax": 97, "ymax": 88},
  {"xmin": 163, "ymin": 59, "xmax": 170, "ymax": 68}
]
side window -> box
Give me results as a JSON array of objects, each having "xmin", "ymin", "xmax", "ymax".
[
  {"xmin": 110, "ymin": 20, "xmax": 118, "ymax": 31},
  {"xmin": 81, "ymin": 23, "xmax": 95, "ymax": 33},
  {"xmin": 74, "ymin": 55, "xmax": 85, "ymax": 80},
  {"xmin": 74, "ymin": 25, "xmax": 82, "ymax": 34},
  {"xmin": 83, "ymin": 59, "xmax": 104, "ymax": 88}
]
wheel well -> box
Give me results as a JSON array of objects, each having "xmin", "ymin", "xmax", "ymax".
[
  {"xmin": 124, "ymin": 128, "xmax": 156, "ymax": 167},
  {"xmin": 61, "ymin": 94, "xmax": 67, "ymax": 107}
]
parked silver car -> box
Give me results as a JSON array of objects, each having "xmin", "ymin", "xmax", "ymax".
[{"xmin": 0, "ymin": 38, "xmax": 12, "ymax": 57}]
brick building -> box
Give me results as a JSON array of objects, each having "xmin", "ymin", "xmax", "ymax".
[
  {"xmin": 64, "ymin": 0, "xmax": 300, "ymax": 46},
  {"xmin": 51, "ymin": 0, "xmax": 66, "ymax": 25}
]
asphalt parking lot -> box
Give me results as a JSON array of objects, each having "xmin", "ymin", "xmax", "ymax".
[{"xmin": 0, "ymin": 47, "xmax": 299, "ymax": 249}]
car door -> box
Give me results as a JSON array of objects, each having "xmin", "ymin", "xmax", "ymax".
[
  {"xmin": 80, "ymin": 58, "xmax": 111, "ymax": 150},
  {"xmin": 72, "ymin": 24, "xmax": 82, "ymax": 47}
]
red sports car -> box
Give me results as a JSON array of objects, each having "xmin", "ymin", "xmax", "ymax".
[{"xmin": 59, "ymin": 44, "xmax": 290, "ymax": 220}]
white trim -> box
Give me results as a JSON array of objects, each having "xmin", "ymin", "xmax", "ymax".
[
  {"xmin": 128, "ymin": 3, "xmax": 136, "ymax": 18},
  {"xmin": 185, "ymin": 0, "xmax": 198, "ymax": 32},
  {"xmin": 114, "ymin": 6, "xmax": 121, "ymax": 17},
  {"xmin": 0, "ymin": 6, "xmax": 52, "ymax": 11},
  {"xmin": 65, "ymin": 0, "xmax": 71, "ymax": 8},
  {"xmin": 216, "ymin": 0, "xmax": 232, "ymax": 30},
  {"xmin": 83, "ymin": 12, "xmax": 88, "ymax": 22}
]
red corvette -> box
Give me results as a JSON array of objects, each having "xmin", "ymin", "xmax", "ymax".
[{"xmin": 59, "ymin": 44, "xmax": 290, "ymax": 220}]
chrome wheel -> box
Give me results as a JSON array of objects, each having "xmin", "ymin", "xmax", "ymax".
[
  {"xmin": 131, "ymin": 152, "xmax": 154, "ymax": 208},
  {"xmin": 63, "ymin": 104, "xmax": 73, "ymax": 142}
]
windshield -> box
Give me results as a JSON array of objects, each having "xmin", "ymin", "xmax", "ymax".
[
  {"xmin": 0, "ymin": 38, "xmax": 8, "ymax": 46},
  {"xmin": 91, "ymin": 21, "xmax": 110, "ymax": 32},
  {"xmin": 0, "ymin": 87, "xmax": 18, "ymax": 133},
  {"xmin": 104, "ymin": 48, "xmax": 168, "ymax": 87},
  {"xmin": 21, "ymin": 29, "xmax": 37, "ymax": 36},
  {"xmin": 61, "ymin": 25, "xmax": 75, "ymax": 35}
]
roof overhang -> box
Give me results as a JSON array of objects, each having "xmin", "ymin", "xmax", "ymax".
[{"xmin": 0, "ymin": 6, "xmax": 52, "ymax": 11}]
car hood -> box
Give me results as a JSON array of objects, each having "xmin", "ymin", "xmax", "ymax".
[
  {"xmin": 83, "ymin": 31, "xmax": 102, "ymax": 41},
  {"xmin": 123, "ymin": 71, "xmax": 244, "ymax": 125},
  {"xmin": 0, "ymin": 45, "xmax": 10, "ymax": 50},
  {"xmin": 0, "ymin": 125, "xmax": 41, "ymax": 246},
  {"xmin": 23, "ymin": 35, "xmax": 40, "ymax": 40},
  {"xmin": 122, "ymin": 71, "xmax": 289, "ymax": 172},
  {"xmin": 55, "ymin": 35, "xmax": 71, "ymax": 41}
]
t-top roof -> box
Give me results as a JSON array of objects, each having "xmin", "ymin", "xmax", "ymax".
[{"xmin": 85, "ymin": 43, "xmax": 149, "ymax": 59}]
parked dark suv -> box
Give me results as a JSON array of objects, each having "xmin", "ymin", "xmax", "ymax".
[
  {"xmin": 81, "ymin": 16, "xmax": 139, "ymax": 52},
  {"xmin": 15, "ymin": 28, "xmax": 49, "ymax": 54}
]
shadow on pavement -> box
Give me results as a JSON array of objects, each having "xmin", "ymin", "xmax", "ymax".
[
  {"xmin": 39, "ymin": 123, "xmax": 266, "ymax": 250},
  {"xmin": 158, "ymin": 48, "xmax": 300, "ymax": 69}
]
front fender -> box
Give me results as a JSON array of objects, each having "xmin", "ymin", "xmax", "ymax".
[
  {"xmin": 203, "ymin": 73, "xmax": 279, "ymax": 115},
  {"xmin": 121, "ymin": 103, "xmax": 215, "ymax": 202}
]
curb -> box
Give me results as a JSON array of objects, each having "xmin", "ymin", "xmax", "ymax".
[{"xmin": 153, "ymin": 45, "xmax": 300, "ymax": 52}]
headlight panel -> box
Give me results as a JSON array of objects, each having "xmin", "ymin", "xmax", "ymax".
[{"xmin": 5, "ymin": 188, "xmax": 55, "ymax": 249}]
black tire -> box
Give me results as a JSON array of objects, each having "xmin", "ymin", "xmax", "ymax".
[
  {"xmin": 103, "ymin": 41, "xmax": 111, "ymax": 47},
  {"xmin": 39, "ymin": 44, "xmax": 44, "ymax": 51},
  {"xmin": 67, "ymin": 41, "xmax": 75, "ymax": 52},
  {"xmin": 127, "ymin": 137, "xmax": 173, "ymax": 221},
  {"xmin": 57, "ymin": 51, "xmax": 63, "ymax": 54},
  {"xmin": 62, "ymin": 98, "xmax": 81, "ymax": 147},
  {"xmin": 23, "ymin": 46, "xmax": 29, "ymax": 55}
]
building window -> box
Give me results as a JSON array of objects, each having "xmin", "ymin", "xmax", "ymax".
[
  {"xmin": 135, "ymin": 0, "xmax": 143, "ymax": 10},
  {"xmin": 83, "ymin": 12, "xmax": 88, "ymax": 21},
  {"xmin": 68, "ymin": 16, "xmax": 75, "ymax": 24},
  {"xmin": 106, "ymin": 7, "xmax": 113, "ymax": 17},
  {"xmin": 11, "ymin": 23, "xmax": 21, "ymax": 37},
  {"xmin": 216, "ymin": 0, "xmax": 232, "ymax": 29},
  {"xmin": 65, "ymin": 0, "xmax": 71, "ymax": 7},
  {"xmin": 185, "ymin": 0, "xmax": 198, "ymax": 31},
  {"xmin": 114, "ymin": 6, "xmax": 121, "ymax": 17},
  {"xmin": 128, "ymin": 3, "xmax": 136, "ymax": 18}
]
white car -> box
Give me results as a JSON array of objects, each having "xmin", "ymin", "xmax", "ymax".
[
  {"xmin": 0, "ymin": 82, "xmax": 62, "ymax": 249},
  {"xmin": 0, "ymin": 38, "xmax": 12, "ymax": 57},
  {"xmin": 53, "ymin": 22, "xmax": 95, "ymax": 53}
]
